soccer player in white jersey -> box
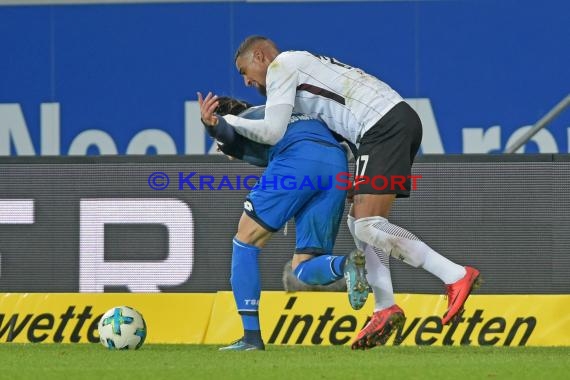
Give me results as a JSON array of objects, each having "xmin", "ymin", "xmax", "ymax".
[{"xmin": 199, "ymin": 35, "xmax": 481, "ymax": 350}]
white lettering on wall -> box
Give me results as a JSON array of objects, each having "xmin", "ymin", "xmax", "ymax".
[
  {"xmin": 463, "ymin": 125, "xmax": 501, "ymax": 153},
  {"xmin": 79, "ymin": 198, "xmax": 194, "ymax": 292},
  {"xmin": 0, "ymin": 199, "xmax": 35, "ymax": 277},
  {"xmin": 0, "ymin": 104, "xmax": 36, "ymax": 155},
  {"xmin": 0, "ymin": 100, "xmax": 566, "ymax": 155},
  {"xmin": 126, "ymin": 129, "xmax": 177, "ymax": 154}
]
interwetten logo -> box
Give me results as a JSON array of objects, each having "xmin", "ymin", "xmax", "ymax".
[{"xmin": 268, "ymin": 297, "xmax": 536, "ymax": 347}]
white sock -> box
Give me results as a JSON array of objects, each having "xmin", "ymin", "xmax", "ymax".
[
  {"xmin": 364, "ymin": 245, "xmax": 396, "ymax": 311},
  {"xmin": 354, "ymin": 216, "xmax": 466, "ymax": 285},
  {"xmin": 349, "ymin": 215, "xmax": 395, "ymax": 310},
  {"xmin": 347, "ymin": 215, "xmax": 365, "ymax": 251},
  {"xmin": 422, "ymin": 249, "xmax": 466, "ymax": 284}
]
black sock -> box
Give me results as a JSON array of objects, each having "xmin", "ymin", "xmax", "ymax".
[{"xmin": 244, "ymin": 329, "xmax": 263, "ymax": 345}]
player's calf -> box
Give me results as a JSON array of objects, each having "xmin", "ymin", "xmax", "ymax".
[{"xmin": 293, "ymin": 254, "xmax": 345, "ymax": 286}]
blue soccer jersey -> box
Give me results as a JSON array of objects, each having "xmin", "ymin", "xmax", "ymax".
[{"xmin": 211, "ymin": 107, "xmax": 348, "ymax": 253}]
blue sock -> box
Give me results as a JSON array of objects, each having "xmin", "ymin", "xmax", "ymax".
[
  {"xmin": 293, "ymin": 255, "xmax": 346, "ymax": 285},
  {"xmin": 231, "ymin": 237, "xmax": 263, "ymax": 344}
]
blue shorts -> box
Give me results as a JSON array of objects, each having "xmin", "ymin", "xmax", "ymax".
[{"xmin": 244, "ymin": 140, "xmax": 347, "ymax": 254}]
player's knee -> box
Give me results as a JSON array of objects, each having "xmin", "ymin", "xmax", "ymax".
[
  {"xmin": 291, "ymin": 260, "xmax": 300, "ymax": 272},
  {"xmin": 353, "ymin": 216, "xmax": 380, "ymax": 243},
  {"xmin": 355, "ymin": 218, "xmax": 426, "ymax": 268},
  {"xmin": 235, "ymin": 220, "xmax": 272, "ymax": 247},
  {"xmin": 354, "ymin": 216, "xmax": 392, "ymax": 253},
  {"xmin": 291, "ymin": 253, "xmax": 313, "ymax": 271}
]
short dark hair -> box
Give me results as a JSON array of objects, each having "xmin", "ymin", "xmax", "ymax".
[
  {"xmin": 234, "ymin": 35, "xmax": 276, "ymax": 62},
  {"xmin": 215, "ymin": 97, "xmax": 252, "ymax": 116}
]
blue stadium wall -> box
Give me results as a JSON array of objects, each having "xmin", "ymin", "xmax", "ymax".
[{"xmin": 1, "ymin": 0, "xmax": 569, "ymax": 156}]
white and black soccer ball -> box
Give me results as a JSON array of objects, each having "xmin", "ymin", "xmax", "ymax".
[{"xmin": 98, "ymin": 306, "xmax": 147, "ymax": 350}]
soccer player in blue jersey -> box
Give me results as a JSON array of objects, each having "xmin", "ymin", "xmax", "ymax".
[{"xmin": 198, "ymin": 94, "xmax": 369, "ymax": 351}]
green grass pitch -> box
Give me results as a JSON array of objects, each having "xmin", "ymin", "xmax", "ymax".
[{"xmin": 1, "ymin": 344, "xmax": 568, "ymax": 379}]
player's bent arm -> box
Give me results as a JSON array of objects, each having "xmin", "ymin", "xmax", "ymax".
[
  {"xmin": 206, "ymin": 117, "xmax": 270, "ymax": 167},
  {"xmin": 203, "ymin": 116, "xmax": 237, "ymax": 145},
  {"xmin": 218, "ymin": 142, "xmax": 269, "ymax": 167},
  {"xmin": 223, "ymin": 104, "xmax": 293, "ymax": 145}
]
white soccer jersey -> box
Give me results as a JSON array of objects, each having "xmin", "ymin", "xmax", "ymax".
[{"xmin": 266, "ymin": 50, "xmax": 404, "ymax": 144}]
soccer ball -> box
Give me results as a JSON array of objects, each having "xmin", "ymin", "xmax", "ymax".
[{"xmin": 97, "ymin": 306, "xmax": 147, "ymax": 350}]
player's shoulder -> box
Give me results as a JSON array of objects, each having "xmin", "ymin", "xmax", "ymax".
[
  {"xmin": 274, "ymin": 50, "xmax": 315, "ymax": 66},
  {"xmin": 239, "ymin": 105, "xmax": 265, "ymax": 120}
]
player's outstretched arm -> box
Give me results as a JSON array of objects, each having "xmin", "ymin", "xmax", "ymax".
[
  {"xmin": 224, "ymin": 103, "xmax": 292, "ymax": 145},
  {"xmin": 198, "ymin": 90, "xmax": 290, "ymax": 145}
]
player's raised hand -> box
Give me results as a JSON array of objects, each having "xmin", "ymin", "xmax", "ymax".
[{"xmin": 197, "ymin": 91, "xmax": 220, "ymax": 127}]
